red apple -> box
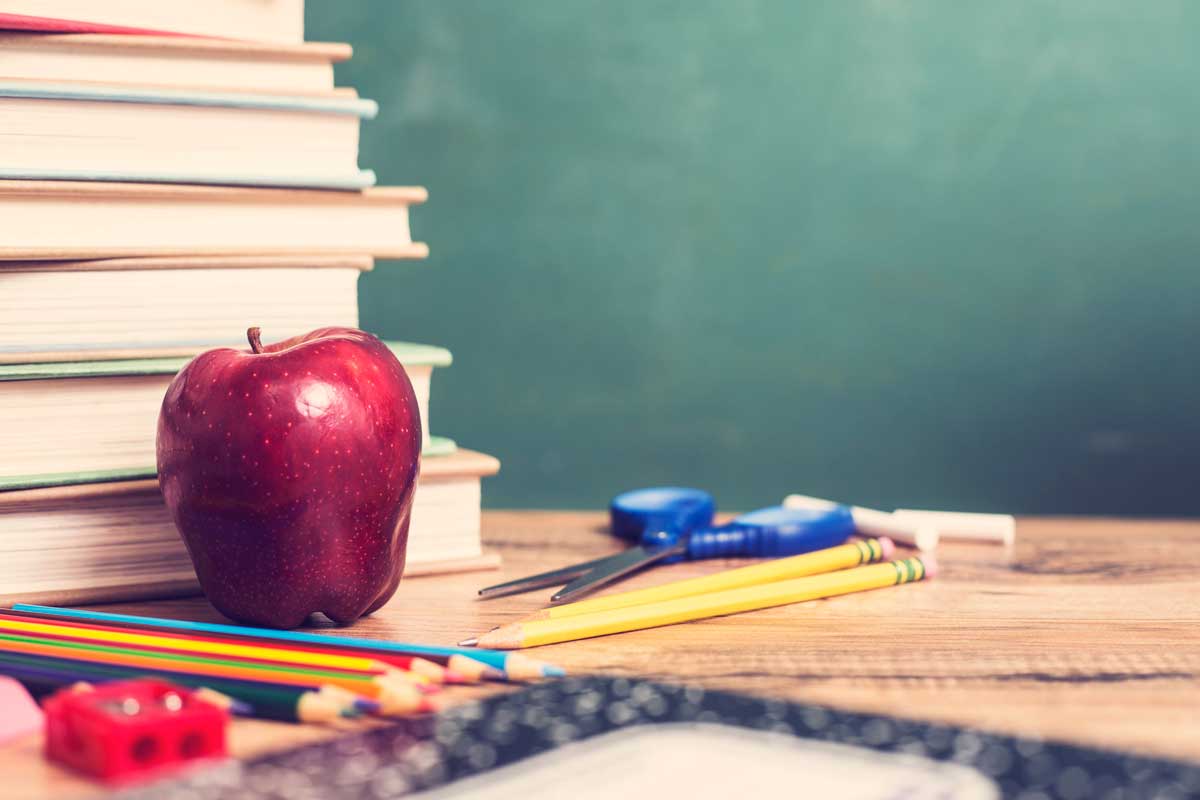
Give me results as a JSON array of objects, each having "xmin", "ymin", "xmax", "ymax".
[{"xmin": 157, "ymin": 327, "xmax": 421, "ymax": 628}]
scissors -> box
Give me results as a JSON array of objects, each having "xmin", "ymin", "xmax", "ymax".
[{"xmin": 478, "ymin": 487, "xmax": 857, "ymax": 604}]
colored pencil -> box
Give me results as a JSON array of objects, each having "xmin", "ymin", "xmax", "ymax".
[
  {"xmin": 0, "ymin": 632, "xmax": 432, "ymax": 715},
  {"xmin": 0, "ymin": 609, "xmax": 456, "ymax": 684},
  {"xmin": 0, "ymin": 653, "xmax": 354, "ymax": 723},
  {"xmin": 0, "ymin": 613, "xmax": 426, "ymax": 684},
  {"xmin": 67, "ymin": 682, "xmax": 257, "ymax": 716},
  {"xmin": 0, "ymin": 651, "xmax": 381, "ymax": 720},
  {"xmin": 12, "ymin": 604, "xmax": 564, "ymax": 681},
  {"xmin": 0, "ymin": 660, "xmax": 251, "ymax": 716},
  {"xmin": 523, "ymin": 537, "xmax": 896, "ymax": 622},
  {"xmin": 0, "ymin": 618, "xmax": 436, "ymax": 695},
  {"xmin": 462, "ymin": 555, "xmax": 937, "ymax": 649},
  {"xmin": 0, "ymin": 623, "xmax": 432, "ymax": 695},
  {"xmin": 0, "ymin": 624, "xmax": 435, "ymax": 696},
  {"xmin": 0, "ymin": 608, "xmax": 460, "ymax": 684},
  {"xmin": 190, "ymin": 687, "xmax": 255, "ymax": 716}
]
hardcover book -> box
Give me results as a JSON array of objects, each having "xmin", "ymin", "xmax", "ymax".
[
  {"xmin": 0, "ymin": 342, "xmax": 455, "ymax": 485},
  {"xmin": 0, "ymin": 80, "xmax": 376, "ymax": 189},
  {"xmin": 0, "ymin": 182, "xmax": 428, "ymax": 260},
  {"xmin": 0, "ymin": 449, "xmax": 501, "ymax": 604},
  {"xmin": 0, "ymin": 254, "xmax": 375, "ymax": 363},
  {"xmin": 0, "ymin": 2, "xmax": 304, "ymax": 43},
  {"xmin": 0, "ymin": 34, "xmax": 348, "ymax": 94}
]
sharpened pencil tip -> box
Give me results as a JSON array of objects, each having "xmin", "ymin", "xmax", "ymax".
[
  {"xmin": 354, "ymin": 698, "xmax": 382, "ymax": 714},
  {"xmin": 542, "ymin": 665, "xmax": 567, "ymax": 678},
  {"xmin": 482, "ymin": 667, "xmax": 508, "ymax": 682},
  {"xmin": 458, "ymin": 637, "xmax": 479, "ymax": 647},
  {"xmin": 228, "ymin": 699, "xmax": 254, "ymax": 716},
  {"xmin": 442, "ymin": 669, "xmax": 470, "ymax": 684}
]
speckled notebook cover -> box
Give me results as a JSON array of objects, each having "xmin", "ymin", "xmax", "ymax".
[{"xmin": 116, "ymin": 676, "xmax": 1200, "ymax": 800}]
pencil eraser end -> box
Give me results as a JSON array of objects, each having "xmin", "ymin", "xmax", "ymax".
[
  {"xmin": 877, "ymin": 537, "xmax": 896, "ymax": 560},
  {"xmin": 919, "ymin": 553, "xmax": 938, "ymax": 580}
]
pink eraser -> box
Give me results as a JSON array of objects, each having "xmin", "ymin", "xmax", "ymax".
[
  {"xmin": 918, "ymin": 552, "xmax": 938, "ymax": 580},
  {"xmin": 877, "ymin": 536, "xmax": 895, "ymax": 561},
  {"xmin": 0, "ymin": 676, "xmax": 44, "ymax": 744}
]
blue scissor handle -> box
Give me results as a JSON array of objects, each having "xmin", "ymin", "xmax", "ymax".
[
  {"xmin": 611, "ymin": 487, "xmax": 856, "ymax": 564},
  {"xmin": 610, "ymin": 487, "xmax": 716, "ymax": 546},
  {"xmin": 685, "ymin": 505, "xmax": 855, "ymax": 559}
]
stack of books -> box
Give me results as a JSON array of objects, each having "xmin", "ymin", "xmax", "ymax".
[{"xmin": 0, "ymin": 1, "xmax": 501, "ymax": 605}]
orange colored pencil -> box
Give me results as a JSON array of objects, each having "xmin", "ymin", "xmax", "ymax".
[
  {"xmin": 0, "ymin": 609, "xmax": 461, "ymax": 684},
  {"xmin": 0, "ymin": 614, "xmax": 429, "ymax": 682},
  {"xmin": 1, "ymin": 624, "xmax": 439, "ymax": 697},
  {"xmin": 0, "ymin": 618, "xmax": 432, "ymax": 690}
]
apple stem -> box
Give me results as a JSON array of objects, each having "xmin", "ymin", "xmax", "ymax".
[{"xmin": 247, "ymin": 327, "xmax": 264, "ymax": 354}]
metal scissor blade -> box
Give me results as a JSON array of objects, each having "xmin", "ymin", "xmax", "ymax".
[
  {"xmin": 550, "ymin": 543, "xmax": 685, "ymax": 605},
  {"xmin": 477, "ymin": 552, "xmax": 622, "ymax": 599}
]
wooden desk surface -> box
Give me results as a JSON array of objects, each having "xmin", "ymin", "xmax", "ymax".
[{"xmin": 5, "ymin": 511, "xmax": 1200, "ymax": 798}]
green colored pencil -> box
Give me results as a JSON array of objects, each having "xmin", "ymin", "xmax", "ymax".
[
  {"xmin": 13, "ymin": 604, "xmax": 565, "ymax": 681},
  {"xmin": 0, "ymin": 650, "xmax": 355, "ymax": 723},
  {"xmin": 0, "ymin": 631, "xmax": 429, "ymax": 715},
  {"xmin": 0, "ymin": 630, "xmax": 397, "ymax": 691}
]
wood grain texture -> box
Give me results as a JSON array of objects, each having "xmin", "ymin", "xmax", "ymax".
[{"xmin": 2, "ymin": 512, "xmax": 1197, "ymax": 798}]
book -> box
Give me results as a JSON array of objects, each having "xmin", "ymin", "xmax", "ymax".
[
  {"xmin": 0, "ymin": 342, "xmax": 454, "ymax": 485},
  {"xmin": 0, "ymin": 182, "xmax": 428, "ymax": 260},
  {"xmin": 0, "ymin": 2, "xmax": 304, "ymax": 43},
  {"xmin": 0, "ymin": 254, "xmax": 375, "ymax": 363},
  {"xmin": 0, "ymin": 80, "xmax": 375, "ymax": 189},
  {"xmin": 0, "ymin": 34, "xmax": 349, "ymax": 96},
  {"xmin": 0, "ymin": 449, "xmax": 501, "ymax": 605},
  {"xmin": 405, "ymin": 449, "xmax": 502, "ymax": 567}
]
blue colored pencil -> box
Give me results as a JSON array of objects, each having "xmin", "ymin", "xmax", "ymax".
[
  {"xmin": 12, "ymin": 604, "xmax": 565, "ymax": 682},
  {"xmin": 0, "ymin": 655, "xmax": 256, "ymax": 716}
]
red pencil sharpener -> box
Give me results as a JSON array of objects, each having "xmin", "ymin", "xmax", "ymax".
[{"xmin": 43, "ymin": 679, "xmax": 229, "ymax": 784}]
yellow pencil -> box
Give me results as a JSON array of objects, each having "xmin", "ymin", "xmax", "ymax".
[
  {"xmin": 0, "ymin": 616, "xmax": 414, "ymax": 680},
  {"xmin": 524, "ymin": 537, "xmax": 895, "ymax": 622},
  {"xmin": 462, "ymin": 555, "xmax": 936, "ymax": 649}
]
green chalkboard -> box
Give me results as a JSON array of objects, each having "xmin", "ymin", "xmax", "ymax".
[{"xmin": 308, "ymin": 1, "xmax": 1200, "ymax": 515}]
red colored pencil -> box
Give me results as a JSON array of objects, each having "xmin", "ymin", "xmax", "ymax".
[{"xmin": 0, "ymin": 609, "xmax": 481, "ymax": 683}]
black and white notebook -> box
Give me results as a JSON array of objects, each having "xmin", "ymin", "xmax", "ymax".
[{"xmin": 118, "ymin": 677, "xmax": 1200, "ymax": 800}]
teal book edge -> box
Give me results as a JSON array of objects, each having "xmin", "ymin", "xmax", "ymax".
[
  {"xmin": 0, "ymin": 437, "xmax": 459, "ymax": 493},
  {"xmin": 0, "ymin": 81, "xmax": 378, "ymax": 118},
  {"xmin": 0, "ymin": 341, "xmax": 454, "ymax": 382},
  {"xmin": 0, "ymin": 166, "xmax": 377, "ymax": 191}
]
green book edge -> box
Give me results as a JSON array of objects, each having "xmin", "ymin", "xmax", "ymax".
[
  {"xmin": 0, "ymin": 341, "xmax": 453, "ymax": 382},
  {"xmin": 423, "ymin": 435, "xmax": 458, "ymax": 458},
  {"xmin": 0, "ymin": 436, "xmax": 458, "ymax": 493}
]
